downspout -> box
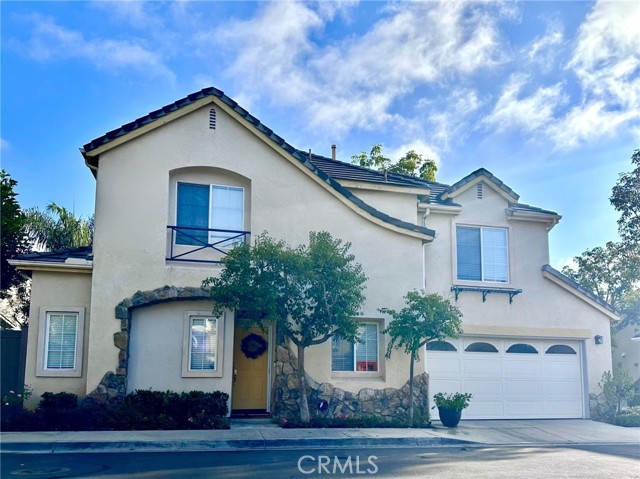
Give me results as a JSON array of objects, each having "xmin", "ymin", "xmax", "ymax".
[{"xmin": 422, "ymin": 208, "xmax": 431, "ymax": 290}]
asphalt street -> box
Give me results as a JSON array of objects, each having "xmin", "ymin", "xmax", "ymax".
[{"xmin": 2, "ymin": 445, "xmax": 639, "ymax": 479}]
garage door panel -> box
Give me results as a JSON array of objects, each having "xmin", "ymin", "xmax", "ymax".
[
  {"xmin": 427, "ymin": 336, "xmax": 584, "ymax": 420},
  {"xmin": 465, "ymin": 401, "xmax": 504, "ymax": 418},
  {"xmin": 431, "ymin": 379, "xmax": 463, "ymax": 393},
  {"xmin": 544, "ymin": 400, "xmax": 583, "ymax": 416},
  {"xmin": 503, "ymin": 360, "xmax": 542, "ymax": 377},
  {"xmin": 464, "ymin": 379, "xmax": 503, "ymax": 396},
  {"xmin": 505, "ymin": 400, "xmax": 545, "ymax": 416},
  {"xmin": 427, "ymin": 357, "xmax": 460, "ymax": 375},
  {"xmin": 462, "ymin": 359, "xmax": 502, "ymax": 376},
  {"xmin": 505, "ymin": 380, "xmax": 544, "ymax": 396},
  {"xmin": 543, "ymin": 380, "xmax": 582, "ymax": 397},
  {"xmin": 542, "ymin": 361, "xmax": 580, "ymax": 378}
]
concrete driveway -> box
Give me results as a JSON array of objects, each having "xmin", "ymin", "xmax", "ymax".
[{"xmin": 431, "ymin": 419, "xmax": 640, "ymax": 445}]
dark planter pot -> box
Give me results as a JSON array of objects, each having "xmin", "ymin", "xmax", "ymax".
[{"xmin": 438, "ymin": 407, "xmax": 462, "ymax": 428}]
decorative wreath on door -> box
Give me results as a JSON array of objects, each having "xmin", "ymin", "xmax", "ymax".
[{"xmin": 240, "ymin": 333, "xmax": 268, "ymax": 359}]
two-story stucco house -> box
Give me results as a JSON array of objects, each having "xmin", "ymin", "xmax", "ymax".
[{"xmin": 11, "ymin": 87, "xmax": 618, "ymax": 420}]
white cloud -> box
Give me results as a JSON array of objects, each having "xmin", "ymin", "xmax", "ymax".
[
  {"xmin": 386, "ymin": 140, "xmax": 441, "ymax": 167},
  {"xmin": 484, "ymin": 75, "xmax": 567, "ymax": 134},
  {"xmin": 0, "ymin": 138, "xmax": 9, "ymax": 150},
  {"xmin": 213, "ymin": 1, "xmax": 511, "ymax": 139},
  {"xmin": 15, "ymin": 13, "xmax": 175, "ymax": 81},
  {"xmin": 425, "ymin": 89, "xmax": 483, "ymax": 151},
  {"xmin": 551, "ymin": 0, "xmax": 640, "ymax": 148},
  {"xmin": 91, "ymin": 0, "xmax": 164, "ymax": 30},
  {"xmin": 526, "ymin": 19, "xmax": 564, "ymax": 67}
]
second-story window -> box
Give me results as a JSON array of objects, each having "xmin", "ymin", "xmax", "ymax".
[
  {"xmin": 176, "ymin": 182, "xmax": 244, "ymax": 247},
  {"xmin": 456, "ymin": 225, "xmax": 508, "ymax": 283}
]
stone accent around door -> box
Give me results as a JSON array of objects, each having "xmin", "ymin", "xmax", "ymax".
[
  {"xmin": 86, "ymin": 285, "xmax": 211, "ymax": 403},
  {"xmin": 272, "ymin": 345, "xmax": 430, "ymax": 425}
]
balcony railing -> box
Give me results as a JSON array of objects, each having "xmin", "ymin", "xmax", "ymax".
[{"xmin": 166, "ymin": 225, "xmax": 250, "ymax": 264}]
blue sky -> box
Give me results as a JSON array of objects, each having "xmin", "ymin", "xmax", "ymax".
[{"xmin": 2, "ymin": 1, "xmax": 638, "ymax": 268}]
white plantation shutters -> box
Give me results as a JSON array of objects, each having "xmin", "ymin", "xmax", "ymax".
[
  {"xmin": 189, "ymin": 316, "xmax": 217, "ymax": 370},
  {"xmin": 482, "ymin": 228, "xmax": 508, "ymax": 282},
  {"xmin": 210, "ymin": 186, "xmax": 244, "ymax": 246},
  {"xmin": 45, "ymin": 313, "xmax": 78, "ymax": 369},
  {"xmin": 355, "ymin": 323, "xmax": 378, "ymax": 371},
  {"xmin": 331, "ymin": 323, "xmax": 379, "ymax": 372},
  {"xmin": 456, "ymin": 226, "xmax": 508, "ymax": 282}
]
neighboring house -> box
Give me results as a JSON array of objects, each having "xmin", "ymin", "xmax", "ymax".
[
  {"xmin": 10, "ymin": 87, "xmax": 617, "ymax": 420},
  {"xmin": 615, "ymin": 324, "xmax": 640, "ymax": 386}
]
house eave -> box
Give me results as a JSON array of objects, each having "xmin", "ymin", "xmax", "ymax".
[
  {"xmin": 338, "ymin": 180, "xmax": 429, "ymax": 195},
  {"xmin": 417, "ymin": 202, "xmax": 463, "ymax": 215},
  {"xmin": 8, "ymin": 259, "xmax": 93, "ymax": 274}
]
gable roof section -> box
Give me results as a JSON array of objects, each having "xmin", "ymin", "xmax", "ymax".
[
  {"xmin": 439, "ymin": 168, "xmax": 520, "ymax": 202},
  {"xmin": 81, "ymin": 87, "xmax": 435, "ymax": 241},
  {"xmin": 541, "ymin": 265, "xmax": 619, "ymax": 320}
]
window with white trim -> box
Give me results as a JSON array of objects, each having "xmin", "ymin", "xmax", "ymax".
[
  {"xmin": 188, "ymin": 316, "xmax": 217, "ymax": 371},
  {"xmin": 45, "ymin": 313, "xmax": 78, "ymax": 369},
  {"xmin": 176, "ymin": 182, "xmax": 244, "ymax": 247},
  {"xmin": 37, "ymin": 307, "xmax": 85, "ymax": 377},
  {"xmin": 182, "ymin": 311, "xmax": 224, "ymax": 378},
  {"xmin": 331, "ymin": 323, "xmax": 379, "ymax": 372},
  {"xmin": 456, "ymin": 225, "xmax": 508, "ymax": 282}
]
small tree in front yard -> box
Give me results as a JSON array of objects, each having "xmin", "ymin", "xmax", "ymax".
[
  {"xmin": 598, "ymin": 364, "xmax": 636, "ymax": 420},
  {"xmin": 380, "ymin": 291, "xmax": 463, "ymax": 427},
  {"xmin": 204, "ymin": 231, "xmax": 367, "ymax": 424}
]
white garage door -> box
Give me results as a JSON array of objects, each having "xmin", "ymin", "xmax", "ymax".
[{"xmin": 427, "ymin": 337, "xmax": 584, "ymax": 419}]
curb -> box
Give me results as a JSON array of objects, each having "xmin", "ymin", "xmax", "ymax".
[{"xmin": 0, "ymin": 436, "xmax": 470, "ymax": 454}]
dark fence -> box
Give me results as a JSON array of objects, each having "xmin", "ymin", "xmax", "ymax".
[{"xmin": 1, "ymin": 327, "xmax": 27, "ymax": 398}]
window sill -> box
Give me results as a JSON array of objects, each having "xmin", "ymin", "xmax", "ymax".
[
  {"xmin": 331, "ymin": 372, "xmax": 383, "ymax": 380},
  {"xmin": 182, "ymin": 370, "xmax": 222, "ymax": 378},
  {"xmin": 454, "ymin": 279, "xmax": 512, "ymax": 288},
  {"xmin": 36, "ymin": 370, "xmax": 82, "ymax": 378}
]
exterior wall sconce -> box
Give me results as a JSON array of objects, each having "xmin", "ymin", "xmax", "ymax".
[{"xmin": 594, "ymin": 335, "xmax": 604, "ymax": 345}]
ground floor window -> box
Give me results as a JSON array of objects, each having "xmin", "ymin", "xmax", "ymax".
[
  {"xmin": 331, "ymin": 322, "xmax": 379, "ymax": 372},
  {"xmin": 36, "ymin": 307, "xmax": 85, "ymax": 377},
  {"xmin": 182, "ymin": 311, "xmax": 224, "ymax": 378}
]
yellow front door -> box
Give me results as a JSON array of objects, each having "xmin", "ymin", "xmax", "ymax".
[{"xmin": 232, "ymin": 326, "xmax": 269, "ymax": 411}]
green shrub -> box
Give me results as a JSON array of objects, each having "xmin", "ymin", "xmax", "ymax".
[
  {"xmin": 611, "ymin": 406, "xmax": 640, "ymax": 427},
  {"xmin": 0, "ymin": 389, "xmax": 230, "ymax": 431},
  {"xmin": 432, "ymin": 392, "xmax": 472, "ymax": 411}
]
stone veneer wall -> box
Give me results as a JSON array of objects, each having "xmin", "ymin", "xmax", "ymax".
[
  {"xmin": 87, "ymin": 285, "xmax": 211, "ymax": 405},
  {"xmin": 272, "ymin": 345, "xmax": 430, "ymax": 424}
]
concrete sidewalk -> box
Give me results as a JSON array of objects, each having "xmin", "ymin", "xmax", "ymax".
[{"xmin": 1, "ymin": 419, "xmax": 638, "ymax": 454}]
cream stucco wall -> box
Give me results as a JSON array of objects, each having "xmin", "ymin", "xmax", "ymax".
[
  {"xmin": 24, "ymin": 270, "xmax": 92, "ymax": 407},
  {"xmin": 127, "ymin": 300, "xmax": 234, "ymax": 394},
  {"xmin": 423, "ymin": 182, "xmax": 613, "ymax": 395},
  {"xmin": 85, "ymin": 102, "xmax": 423, "ymax": 395}
]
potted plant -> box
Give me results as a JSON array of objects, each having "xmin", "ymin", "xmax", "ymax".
[{"xmin": 432, "ymin": 392, "xmax": 472, "ymax": 428}]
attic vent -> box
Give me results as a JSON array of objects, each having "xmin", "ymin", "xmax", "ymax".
[
  {"xmin": 209, "ymin": 108, "xmax": 216, "ymax": 130},
  {"xmin": 477, "ymin": 183, "xmax": 483, "ymax": 199}
]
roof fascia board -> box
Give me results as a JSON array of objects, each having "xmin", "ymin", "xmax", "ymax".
[
  {"xmin": 213, "ymin": 99, "xmax": 435, "ymax": 242},
  {"xmin": 417, "ymin": 203, "xmax": 462, "ymax": 215},
  {"xmin": 441, "ymin": 176, "xmax": 516, "ymax": 203},
  {"xmin": 8, "ymin": 259, "xmax": 93, "ymax": 274},
  {"xmin": 507, "ymin": 211, "xmax": 562, "ymax": 230},
  {"xmin": 542, "ymin": 270, "xmax": 619, "ymax": 320},
  {"xmin": 82, "ymin": 96, "xmax": 216, "ymax": 159},
  {"xmin": 338, "ymin": 180, "xmax": 428, "ymax": 195}
]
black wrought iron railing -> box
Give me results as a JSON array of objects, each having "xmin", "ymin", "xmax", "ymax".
[{"xmin": 166, "ymin": 225, "xmax": 250, "ymax": 263}]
